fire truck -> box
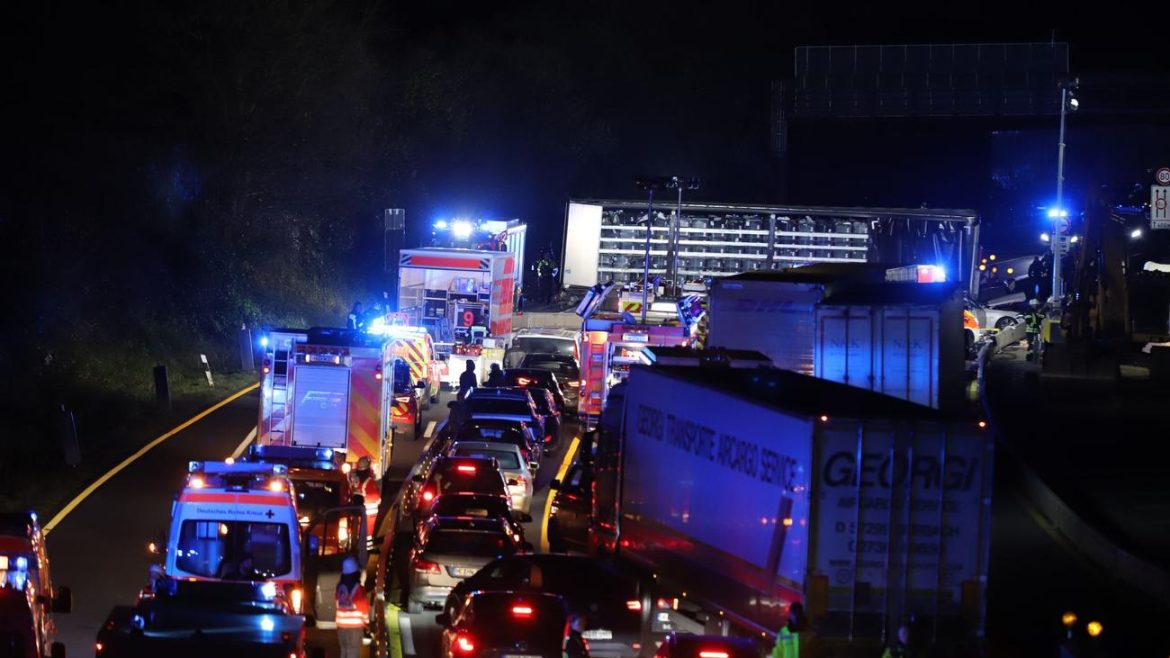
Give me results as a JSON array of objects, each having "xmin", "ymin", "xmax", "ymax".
[
  {"xmin": 258, "ymin": 327, "xmax": 396, "ymax": 475},
  {"xmin": 577, "ymin": 319, "xmax": 689, "ymax": 425},
  {"xmin": 396, "ymin": 248, "xmax": 517, "ymax": 386},
  {"xmin": 367, "ymin": 321, "xmax": 443, "ymax": 437}
]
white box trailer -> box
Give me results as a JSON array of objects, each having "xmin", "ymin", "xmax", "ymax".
[{"xmin": 598, "ymin": 363, "xmax": 992, "ymax": 651}]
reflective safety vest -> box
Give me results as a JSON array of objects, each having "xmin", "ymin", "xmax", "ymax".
[
  {"xmin": 335, "ymin": 582, "xmax": 369, "ymax": 628},
  {"xmin": 1024, "ymin": 311, "xmax": 1042, "ymax": 333},
  {"xmin": 773, "ymin": 626, "xmax": 801, "ymax": 658}
]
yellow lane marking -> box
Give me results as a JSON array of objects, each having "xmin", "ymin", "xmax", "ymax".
[
  {"xmin": 386, "ymin": 603, "xmax": 404, "ymax": 658},
  {"xmin": 229, "ymin": 427, "xmax": 258, "ymax": 459},
  {"xmin": 540, "ymin": 436, "xmax": 580, "ymax": 553},
  {"xmin": 44, "ymin": 383, "xmax": 260, "ymax": 535}
]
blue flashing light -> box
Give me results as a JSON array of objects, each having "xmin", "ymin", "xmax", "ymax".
[
  {"xmin": 260, "ymin": 581, "xmax": 277, "ymax": 600},
  {"xmin": 14, "ymin": 556, "xmax": 27, "ymax": 570},
  {"xmin": 259, "ymin": 335, "xmax": 269, "ymax": 348},
  {"xmin": 317, "ymin": 448, "xmax": 333, "ymax": 461},
  {"xmin": 260, "ymin": 616, "xmax": 276, "ymax": 632},
  {"xmin": 452, "ymin": 219, "xmax": 474, "ymax": 239},
  {"xmin": 1046, "ymin": 208, "xmax": 1069, "ymax": 219},
  {"xmin": 434, "ymin": 219, "xmax": 449, "ymax": 230}
]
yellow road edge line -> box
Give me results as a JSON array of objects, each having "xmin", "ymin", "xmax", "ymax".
[
  {"xmin": 541, "ymin": 436, "xmax": 580, "ymax": 553},
  {"xmin": 386, "ymin": 603, "xmax": 404, "ymax": 658},
  {"xmin": 44, "ymin": 383, "xmax": 260, "ymax": 535},
  {"xmin": 229, "ymin": 426, "xmax": 259, "ymax": 459}
]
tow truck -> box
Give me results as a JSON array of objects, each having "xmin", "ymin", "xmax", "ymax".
[
  {"xmin": 258, "ymin": 327, "xmax": 398, "ymax": 472},
  {"xmin": 396, "ymin": 248, "xmax": 517, "ymax": 386}
]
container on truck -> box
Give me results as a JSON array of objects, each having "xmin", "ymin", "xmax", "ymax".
[{"xmin": 589, "ymin": 360, "xmax": 993, "ymax": 655}]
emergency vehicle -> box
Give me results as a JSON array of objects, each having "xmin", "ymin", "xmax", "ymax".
[
  {"xmin": 0, "ymin": 511, "xmax": 70, "ymax": 658},
  {"xmin": 258, "ymin": 327, "xmax": 397, "ymax": 474},
  {"xmin": 165, "ymin": 461, "xmax": 306, "ymax": 614},
  {"xmin": 367, "ymin": 322, "xmax": 443, "ymax": 438},
  {"xmin": 577, "ymin": 319, "xmax": 689, "ymax": 425},
  {"xmin": 396, "ymin": 248, "xmax": 517, "ymax": 385}
]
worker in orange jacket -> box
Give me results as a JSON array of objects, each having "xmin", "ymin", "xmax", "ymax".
[
  {"xmin": 349, "ymin": 456, "xmax": 381, "ymax": 541},
  {"xmin": 335, "ymin": 556, "xmax": 369, "ymax": 658}
]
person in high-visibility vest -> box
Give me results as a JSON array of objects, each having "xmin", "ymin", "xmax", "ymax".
[
  {"xmin": 773, "ymin": 602, "xmax": 810, "ymax": 658},
  {"xmin": 1023, "ymin": 298, "xmax": 1043, "ymax": 362},
  {"xmin": 335, "ymin": 555, "xmax": 369, "ymax": 658}
]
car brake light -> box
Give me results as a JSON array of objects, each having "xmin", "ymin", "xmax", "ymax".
[
  {"xmin": 456, "ymin": 465, "xmax": 477, "ymax": 473},
  {"xmin": 517, "ymin": 377, "xmax": 531, "ymax": 386},
  {"xmin": 544, "ymin": 434, "xmax": 553, "ymax": 444},
  {"xmin": 455, "ymin": 634, "xmax": 475, "ymax": 653},
  {"xmin": 421, "ymin": 489, "xmax": 435, "ymax": 503},
  {"xmin": 413, "ymin": 557, "xmax": 442, "ymax": 574},
  {"xmin": 656, "ymin": 598, "xmax": 671, "ymax": 609},
  {"xmin": 626, "ymin": 599, "xmax": 642, "ymax": 611},
  {"xmin": 699, "ymin": 651, "xmax": 729, "ymax": 658},
  {"xmin": 511, "ymin": 604, "xmax": 533, "ymax": 617},
  {"xmin": 290, "ymin": 587, "xmax": 303, "ymax": 613}
]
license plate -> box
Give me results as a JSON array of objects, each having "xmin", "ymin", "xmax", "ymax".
[
  {"xmin": 449, "ymin": 566, "xmax": 478, "ymax": 577},
  {"xmin": 581, "ymin": 629, "xmax": 613, "ymax": 640}
]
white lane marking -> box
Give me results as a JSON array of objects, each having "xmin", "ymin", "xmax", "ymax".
[
  {"xmin": 400, "ymin": 611, "xmax": 416, "ymax": 656},
  {"xmin": 424, "ymin": 421, "xmax": 437, "ymax": 439},
  {"xmin": 229, "ymin": 426, "xmax": 258, "ymax": 459}
]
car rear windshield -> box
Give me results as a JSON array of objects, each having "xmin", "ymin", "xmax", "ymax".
[
  {"xmin": 512, "ymin": 337, "xmax": 575, "ymax": 357},
  {"xmin": 521, "ymin": 359, "xmax": 579, "ymax": 378},
  {"xmin": 293, "ymin": 478, "xmax": 344, "ymax": 516},
  {"xmin": 426, "ymin": 529, "xmax": 513, "ymax": 556},
  {"xmin": 452, "ymin": 447, "xmax": 521, "ymax": 470},
  {"xmin": 457, "ymin": 426, "xmax": 528, "ymax": 445},
  {"xmin": 466, "ymin": 399, "xmax": 532, "ymax": 417},
  {"xmin": 466, "ymin": 594, "xmax": 566, "ymax": 645},
  {"xmin": 176, "ymin": 521, "xmax": 292, "ymax": 579},
  {"xmin": 433, "ymin": 468, "xmax": 506, "ymax": 496}
]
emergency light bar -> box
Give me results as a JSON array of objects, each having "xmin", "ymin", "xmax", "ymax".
[
  {"xmin": 246, "ymin": 445, "xmax": 338, "ymax": 468},
  {"xmin": 189, "ymin": 460, "xmax": 288, "ymax": 476}
]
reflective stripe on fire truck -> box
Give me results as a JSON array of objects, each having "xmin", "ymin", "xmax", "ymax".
[{"xmin": 348, "ymin": 360, "xmax": 383, "ymax": 466}]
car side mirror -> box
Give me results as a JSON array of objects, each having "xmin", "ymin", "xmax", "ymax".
[
  {"xmin": 435, "ymin": 613, "xmax": 451, "ymax": 627},
  {"xmin": 550, "ymin": 478, "xmax": 561, "ymax": 490},
  {"xmin": 513, "ymin": 512, "xmax": 533, "ymax": 524},
  {"xmin": 52, "ymin": 586, "xmax": 72, "ymax": 614}
]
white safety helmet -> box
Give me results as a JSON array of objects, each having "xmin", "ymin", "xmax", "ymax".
[
  {"xmin": 342, "ymin": 556, "xmax": 360, "ymax": 575},
  {"xmin": 1028, "ymin": 298, "xmax": 1040, "ymax": 308}
]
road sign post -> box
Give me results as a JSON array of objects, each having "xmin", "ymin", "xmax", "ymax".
[{"xmin": 1152, "ymin": 185, "xmax": 1170, "ymax": 230}]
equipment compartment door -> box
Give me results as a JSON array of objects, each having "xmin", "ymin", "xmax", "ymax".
[{"xmin": 291, "ymin": 365, "xmax": 351, "ymax": 448}]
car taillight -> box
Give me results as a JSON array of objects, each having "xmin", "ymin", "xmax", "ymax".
[
  {"xmin": 626, "ymin": 599, "xmax": 642, "ymax": 611},
  {"xmin": 338, "ymin": 518, "xmax": 349, "ymax": 544},
  {"xmin": 511, "ymin": 604, "xmax": 533, "ymax": 618},
  {"xmin": 420, "ymin": 488, "xmax": 435, "ymax": 503},
  {"xmin": 413, "ymin": 558, "xmax": 441, "ymax": 574},
  {"xmin": 290, "ymin": 587, "xmax": 303, "ymax": 613},
  {"xmin": 454, "ymin": 634, "xmax": 475, "ymax": 653},
  {"xmin": 544, "ymin": 434, "xmax": 553, "ymax": 444},
  {"xmin": 699, "ymin": 651, "xmax": 729, "ymax": 658},
  {"xmin": 456, "ymin": 464, "xmax": 477, "ymax": 473}
]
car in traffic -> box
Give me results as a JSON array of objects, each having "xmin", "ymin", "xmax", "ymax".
[
  {"xmin": 410, "ymin": 457, "xmax": 512, "ymax": 523},
  {"xmin": 653, "ymin": 632, "xmax": 760, "ymax": 658},
  {"xmin": 452, "ymin": 387, "xmax": 547, "ymax": 446},
  {"xmin": 421, "ymin": 493, "xmax": 532, "ymax": 539},
  {"xmin": 517, "ymin": 353, "xmax": 581, "ymax": 413},
  {"xmin": 500, "ymin": 368, "xmax": 567, "ymax": 412},
  {"xmin": 503, "ymin": 328, "xmax": 579, "ymax": 369},
  {"xmin": 547, "ymin": 460, "xmax": 595, "ymax": 553},
  {"xmin": 0, "ymin": 511, "xmax": 71, "ymax": 658},
  {"xmin": 452, "ymin": 420, "xmax": 542, "ymax": 471},
  {"xmin": 444, "ymin": 554, "xmax": 645, "ymax": 658},
  {"xmin": 437, "ymin": 591, "xmax": 586, "ymax": 658},
  {"xmin": 448, "ymin": 441, "xmax": 535, "ymax": 514},
  {"xmin": 407, "ymin": 516, "xmax": 527, "ymax": 613}
]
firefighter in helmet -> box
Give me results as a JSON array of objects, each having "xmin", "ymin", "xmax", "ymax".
[
  {"xmin": 349, "ymin": 456, "xmax": 380, "ymax": 540},
  {"xmin": 1023, "ymin": 298, "xmax": 1043, "ymax": 361}
]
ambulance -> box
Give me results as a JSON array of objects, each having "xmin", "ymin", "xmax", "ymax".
[
  {"xmin": 258, "ymin": 327, "xmax": 396, "ymax": 475},
  {"xmin": 165, "ymin": 461, "xmax": 306, "ymax": 614}
]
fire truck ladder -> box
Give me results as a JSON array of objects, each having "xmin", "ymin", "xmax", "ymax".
[{"xmin": 262, "ymin": 337, "xmax": 295, "ymax": 443}]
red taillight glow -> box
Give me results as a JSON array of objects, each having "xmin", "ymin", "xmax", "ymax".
[
  {"xmin": 656, "ymin": 598, "xmax": 671, "ymax": 609},
  {"xmin": 95, "ymin": 643, "xmax": 104, "ymax": 653},
  {"xmin": 413, "ymin": 558, "xmax": 441, "ymax": 574},
  {"xmin": 421, "ymin": 489, "xmax": 435, "ymax": 503},
  {"xmin": 456, "ymin": 465, "xmax": 477, "ymax": 473},
  {"xmin": 511, "ymin": 605, "xmax": 533, "ymax": 617},
  {"xmin": 626, "ymin": 599, "xmax": 642, "ymax": 611},
  {"xmin": 544, "ymin": 434, "xmax": 553, "ymax": 444},
  {"xmin": 699, "ymin": 651, "xmax": 729, "ymax": 658},
  {"xmin": 455, "ymin": 634, "xmax": 475, "ymax": 653},
  {"xmin": 517, "ymin": 377, "xmax": 532, "ymax": 386}
]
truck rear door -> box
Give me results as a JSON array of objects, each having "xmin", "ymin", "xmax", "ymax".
[{"xmin": 290, "ymin": 365, "xmax": 350, "ymax": 449}]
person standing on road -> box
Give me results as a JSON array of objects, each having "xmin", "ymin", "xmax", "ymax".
[
  {"xmin": 335, "ymin": 556, "xmax": 369, "ymax": 658},
  {"xmin": 773, "ymin": 602, "xmax": 812, "ymax": 658},
  {"xmin": 458, "ymin": 359, "xmax": 478, "ymax": 400},
  {"xmin": 1024, "ymin": 298, "xmax": 1043, "ymax": 362},
  {"xmin": 485, "ymin": 363, "xmax": 505, "ymax": 387},
  {"xmin": 347, "ymin": 301, "xmax": 365, "ymax": 331}
]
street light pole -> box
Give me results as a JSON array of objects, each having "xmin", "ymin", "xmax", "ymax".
[
  {"xmin": 1052, "ymin": 78, "xmax": 1078, "ymax": 304},
  {"xmin": 641, "ymin": 186, "xmax": 654, "ymax": 324}
]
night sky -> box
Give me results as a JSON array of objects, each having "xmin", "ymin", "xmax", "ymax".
[{"xmin": 1, "ymin": 1, "xmax": 1167, "ymax": 369}]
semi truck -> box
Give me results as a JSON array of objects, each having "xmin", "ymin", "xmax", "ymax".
[{"xmin": 583, "ymin": 356, "xmax": 993, "ymax": 655}]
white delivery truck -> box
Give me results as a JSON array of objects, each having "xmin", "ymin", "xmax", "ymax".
[{"xmin": 587, "ymin": 358, "xmax": 993, "ymax": 655}]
